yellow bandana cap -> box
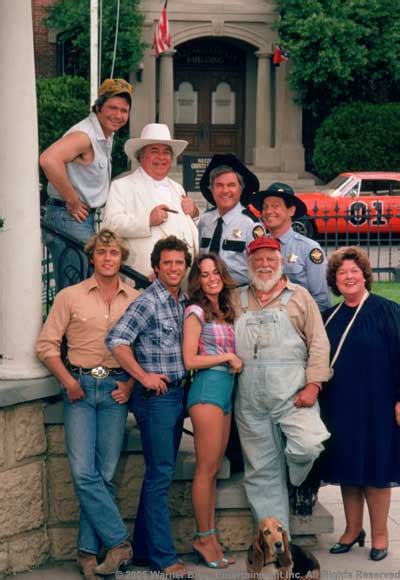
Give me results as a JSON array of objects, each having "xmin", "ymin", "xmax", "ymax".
[{"xmin": 98, "ymin": 78, "xmax": 133, "ymax": 98}]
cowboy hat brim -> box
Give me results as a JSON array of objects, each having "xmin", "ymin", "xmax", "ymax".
[
  {"xmin": 124, "ymin": 137, "xmax": 188, "ymax": 160},
  {"xmin": 253, "ymin": 189, "xmax": 307, "ymax": 219},
  {"xmin": 199, "ymin": 154, "xmax": 260, "ymax": 206}
]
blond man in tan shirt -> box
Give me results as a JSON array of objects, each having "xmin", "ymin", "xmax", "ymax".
[
  {"xmin": 36, "ymin": 230, "xmax": 138, "ymax": 579},
  {"xmin": 234, "ymin": 236, "xmax": 331, "ymax": 537}
]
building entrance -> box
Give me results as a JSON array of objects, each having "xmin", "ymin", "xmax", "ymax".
[{"xmin": 174, "ymin": 39, "xmax": 245, "ymax": 158}]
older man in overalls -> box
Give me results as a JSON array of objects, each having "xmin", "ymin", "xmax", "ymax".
[{"xmin": 235, "ymin": 237, "xmax": 331, "ymax": 532}]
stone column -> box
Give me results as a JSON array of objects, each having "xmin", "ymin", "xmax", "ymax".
[
  {"xmin": 0, "ymin": 0, "xmax": 48, "ymax": 378},
  {"xmin": 253, "ymin": 51, "xmax": 279, "ymax": 169},
  {"xmin": 158, "ymin": 49, "xmax": 176, "ymax": 134},
  {"xmin": 275, "ymin": 63, "xmax": 305, "ymax": 173}
]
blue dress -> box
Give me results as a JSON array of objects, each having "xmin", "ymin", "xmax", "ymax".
[{"xmin": 319, "ymin": 293, "xmax": 400, "ymax": 487}]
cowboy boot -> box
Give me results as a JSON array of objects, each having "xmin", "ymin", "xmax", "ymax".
[
  {"xmin": 94, "ymin": 540, "xmax": 133, "ymax": 576},
  {"xmin": 76, "ymin": 551, "xmax": 98, "ymax": 580}
]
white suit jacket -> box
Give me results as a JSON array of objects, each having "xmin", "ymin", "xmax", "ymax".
[{"xmin": 103, "ymin": 167, "xmax": 199, "ymax": 276}]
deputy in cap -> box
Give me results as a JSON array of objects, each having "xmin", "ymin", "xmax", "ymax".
[
  {"xmin": 103, "ymin": 123, "xmax": 199, "ymax": 277},
  {"xmin": 40, "ymin": 78, "xmax": 133, "ymax": 290},
  {"xmin": 254, "ymin": 182, "xmax": 332, "ymax": 311},
  {"xmin": 198, "ymin": 154, "xmax": 264, "ymax": 286},
  {"xmin": 234, "ymin": 235, "xmax": 331, "ymax": 534}
]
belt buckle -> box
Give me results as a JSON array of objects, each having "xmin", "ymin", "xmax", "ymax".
[{"xmin": 91, "ymin": 366, "xmax": 109, "ymax": 379}]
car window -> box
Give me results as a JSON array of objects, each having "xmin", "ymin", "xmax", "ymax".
[
  {"xmin": 390, "ymin": 181, "xmax": 400, "ymax": 195},
  {"xmin": 360, "ymin": 179, "xmax": 390, "ymax": 196},
  {"xmin": 341, "ymin": 178, "xmax": 360, "ymax": 197}
]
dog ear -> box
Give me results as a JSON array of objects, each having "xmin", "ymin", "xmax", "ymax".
[
  {"xmin": 277, "ymin": 530, "xmax": 293, "ymax": 569},
  {"xmin": 247, "ymin": 532, "xmax": 265, "ymax": 574}
]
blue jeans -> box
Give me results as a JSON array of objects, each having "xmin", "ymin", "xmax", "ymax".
[
  {"xmin": 43, "ymin": 203, "xmax": 94, "ymax": 291},
  {"xmin": 130, "ymin": 385, "xmax": 185, "ymax": 570},
  {"xmin": 63, "ymin": 372, "xmax": 129, "ymax": 554}
]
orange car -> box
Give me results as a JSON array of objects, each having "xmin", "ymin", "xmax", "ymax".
[{"xmin": 293, "ymin": 172, "xmax": 400, "ymax": 237}]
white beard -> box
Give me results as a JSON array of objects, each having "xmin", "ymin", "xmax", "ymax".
[{"xmin": 249, "ymin": 263, "xmax": 283, "ymax": 293}]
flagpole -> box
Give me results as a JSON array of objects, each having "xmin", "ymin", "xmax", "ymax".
[{"xmin": 90, "ymin": 0, "xmax": 99, "ymax": 106}]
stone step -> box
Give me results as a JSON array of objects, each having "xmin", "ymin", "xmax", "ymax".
[{"xmin": 216, "ymin": 472, "xmax": 334, "ymax": 540}]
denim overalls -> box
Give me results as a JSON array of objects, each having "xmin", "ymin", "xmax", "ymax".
[{"xmin": 235, "ymin": 287, "xmax": 330, "ymax": 531}]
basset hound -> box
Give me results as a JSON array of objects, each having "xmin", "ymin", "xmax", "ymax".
[{"xmin": 246, "ymin": 517, "xmax": 320, "ymax": 580}]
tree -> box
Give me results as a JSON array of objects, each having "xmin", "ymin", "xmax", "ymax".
[
  {"xmin": 45, "ymin": 0, "xmax": 145, "ymax": 79},
  {"xmin": 275, "ymin": 0, "xmax": 400, "ymax": 117},
  {"xmin": 313, "ymin": 102, "xmax": 400, "ymax": 181}
]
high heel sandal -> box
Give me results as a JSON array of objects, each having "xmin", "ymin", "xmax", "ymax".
[
  {"xmin": 193, "ymin": 530, "xmax": 228, "ymax": 569},
  {"xmin": 329, "ymin": 529, "xmax": 366, "ymax": 554}
]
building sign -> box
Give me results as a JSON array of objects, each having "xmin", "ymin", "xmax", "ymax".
[
  {"xmin": 175, "ymin": 40, "xmax": 245, "ymax": 69},
  {"xmin": 183, "ymin": 155, "xmax": 212, "ymax": 192}
]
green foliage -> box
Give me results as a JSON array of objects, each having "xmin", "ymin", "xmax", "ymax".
[
  {"xmin": 37, "ymin": 75, "xmax": 90, "ymax": 153},
  {"xmin": 36, "ymin": 75, "xmax": 129, "ymax": 188},
  {"xmin": 45, "ymin": 0, "xmax": 145, "ymax": 79},
  {"xmin": 276, "ymin": 0, "xmax": 400, "ymax": 116},
  {"xmin": 313, "ymin": 102, "xmax": 400, "ymax": 181}
]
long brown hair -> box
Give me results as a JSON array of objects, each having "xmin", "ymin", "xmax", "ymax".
[{"xmin": 187, "ymin": 253, "xmax": 236, "ymax": 324}]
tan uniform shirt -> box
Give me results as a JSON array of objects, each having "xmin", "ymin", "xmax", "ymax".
[
  {"xmin": 234, "ymin": 279, "xmax": 331, "ymax": 385},
  {"xmin": 37, "ymin": 276, "xmax": 139, "ymax": 368}
]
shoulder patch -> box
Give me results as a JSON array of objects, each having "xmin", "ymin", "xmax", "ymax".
[
  {"xmin": 252, "ymin": 224, "xmax": 266, "ymax": 239},
  {"xmin": 242, "ymin": 208, "xmax": 259, "ymax": 222},
  {"xmin": 309, "ymin": 248, "xmax": 324, "ymax": 264}
]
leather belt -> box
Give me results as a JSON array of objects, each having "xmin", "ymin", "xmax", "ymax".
[
  {"xmin": 67, "ymin": 363, "xmax": 126, "ymax": 379},
  {"xmin": 47, "ymin": 198, "xmax": 98, "ymax": 214}
]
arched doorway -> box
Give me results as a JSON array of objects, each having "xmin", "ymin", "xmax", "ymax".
[{"xmin": 174, "ymin": 38, "xmax": 246, "ymax": 158}]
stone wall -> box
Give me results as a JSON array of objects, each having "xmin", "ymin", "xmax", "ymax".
[
  {"xmin": 0, "ymin": 402, "xmax": 49, "ymax": 575},
  {"xmin": 0, "ymin": 396, "xmax": 254, "ymax": 575}
]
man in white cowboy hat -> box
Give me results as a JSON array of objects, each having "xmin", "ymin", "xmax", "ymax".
[
  {"xmin": 254, "ymin": 182, "xmax": 331, "ymax": 311},
  {"xmin": 40, "ymin": 78, "xmax": 133, "ymax": 290},
  {"xmin": 103, "ymin": 123, "xmax": 199, "ymax": 277},
  {"xmin": 198, "ymin": 154, "xmax": 264, "ymax": 287}
]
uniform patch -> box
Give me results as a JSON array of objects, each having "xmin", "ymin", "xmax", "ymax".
[
  {"xmin": 252, "ymin": 225, "xmax": 265, "ymax": 239},
  {"xmin": 309, "ymin": 248, "xmax": 323, "ymax": 264}
]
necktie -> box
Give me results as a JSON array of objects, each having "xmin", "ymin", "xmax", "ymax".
[{"xmin": 209, "ymin": 217, "xmax": 224, "ymax": 253}]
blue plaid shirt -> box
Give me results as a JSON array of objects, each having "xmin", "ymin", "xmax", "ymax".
[{"xmin": 105, "ymin": 278, "xmax": 187, "ymax": 383}]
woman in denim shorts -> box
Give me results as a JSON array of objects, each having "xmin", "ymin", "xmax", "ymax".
[{"xmin": 183, "ymin": 254, "xmax": 242, "ymax": 569}]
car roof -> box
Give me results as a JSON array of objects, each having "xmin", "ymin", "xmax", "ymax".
[{"xmin": 340, "ymin": 171, "xmax": 400, "ymax": 180}]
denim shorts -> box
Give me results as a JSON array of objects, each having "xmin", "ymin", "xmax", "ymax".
[{"xmin": 187, "ymin": 366, "xmax": 234, "ymax": 415}]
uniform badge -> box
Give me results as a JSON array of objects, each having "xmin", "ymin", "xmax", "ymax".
[
  {"xmin": 252, "ymin": 225, "xmax": 265, "ymax": 239},
  {"xmin": 287, "ymin": 253, "xmax": 298, "ymax": 264},
  {"xmin": 232, "ymin": 228, "xmax": 243, "ymax": 239},
  {"xmin": 309, "ymin": 248, "xmax": 324, "ymax": 264}
]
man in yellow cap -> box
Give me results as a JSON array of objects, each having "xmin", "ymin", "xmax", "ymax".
[{"xmin": 40, "ymin": 78, "xmax": 133, "ymax": 290}]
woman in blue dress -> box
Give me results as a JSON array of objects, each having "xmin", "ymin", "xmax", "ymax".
[{"xmin": 319, "ymin": 246, "xmax": 400, "ymax": 562}]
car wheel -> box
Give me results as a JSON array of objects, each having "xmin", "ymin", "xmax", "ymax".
[{"xmin": 292, "ymin": 217, "xmax": 316, "ymax": 238}]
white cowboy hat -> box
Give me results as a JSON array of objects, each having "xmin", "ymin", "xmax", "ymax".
[{"xmin": 124, "ymin": 123, "xmax": 188, "ymax": 160}]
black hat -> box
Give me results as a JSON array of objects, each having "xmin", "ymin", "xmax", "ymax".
[
  {"xmin": 199, "ymin": 154, "xmax": 260, "ymax": 206},
  {"xmin": 253, "ymin": 182, "xmax": 307, "ymax": 219}
]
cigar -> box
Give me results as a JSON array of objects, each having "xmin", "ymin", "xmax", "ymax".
[{"xmin": 165, "ymin": 208, "xmax": 179, "ymax": 214}]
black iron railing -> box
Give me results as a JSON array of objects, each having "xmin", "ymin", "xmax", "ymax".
[
  {"xmin": 292, "ymin": 205, "xmax": 400, "ymax": 281},
  {"xmin": 41, "ymin": 221, "xmax": 150, "ymax": 316}
]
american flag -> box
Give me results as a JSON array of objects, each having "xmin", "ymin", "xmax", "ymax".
[{"xmin": 153, "ymin": 1, "xmax": 171, "ymax": 57}]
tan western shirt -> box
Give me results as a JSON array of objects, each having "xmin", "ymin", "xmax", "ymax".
[
  {"xmin": 37, "ymin": 276, "xmax": 139, "ymax": 368},
  {"xmin": 234, "ymin": 279, "xmax": 331, "ymax": 385}
]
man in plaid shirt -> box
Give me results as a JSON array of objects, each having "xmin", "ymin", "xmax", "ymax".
[{"xmin": 106, "ymin": 236, "xmax": 192, "ymax": 579}]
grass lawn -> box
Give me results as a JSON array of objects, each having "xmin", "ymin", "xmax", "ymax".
[
  {"xmin": 333, "ymin": 281, "xmax": 400, "ymax": 304},
  {"xmin": 372, "ymin": 281, "xmax": 400, "ymax": 303}
]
